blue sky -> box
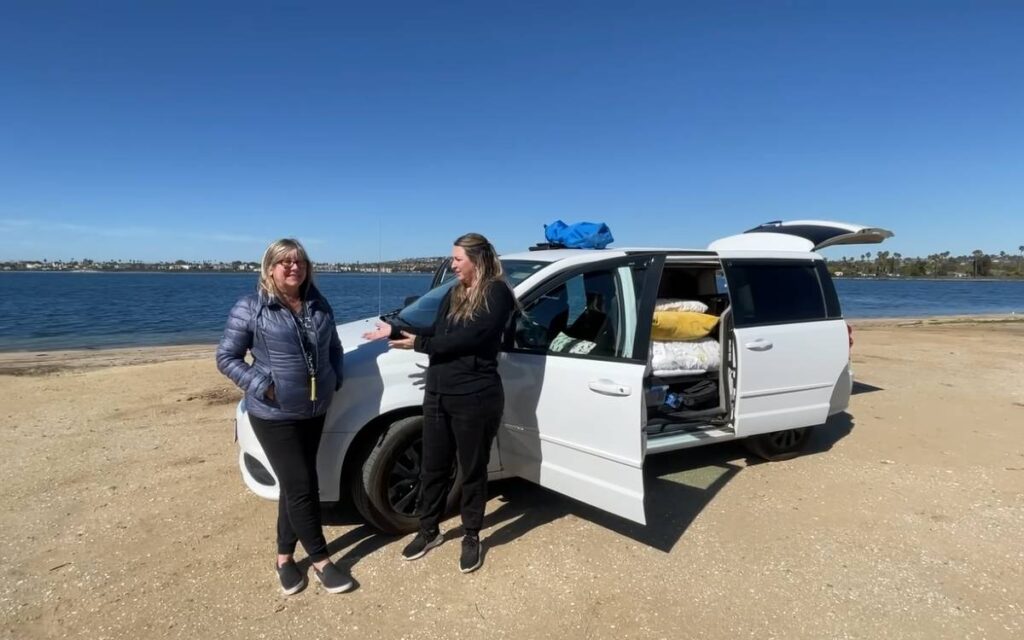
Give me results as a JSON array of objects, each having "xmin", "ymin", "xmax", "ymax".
[{"xmin": 1, "ymin": 1, "xmax": 1022, "ymax": 262}]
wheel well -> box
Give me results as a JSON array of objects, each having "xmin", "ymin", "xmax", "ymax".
[{"xmin": 340, "ymin": 406, "xmax": 423, "ymax": 488}]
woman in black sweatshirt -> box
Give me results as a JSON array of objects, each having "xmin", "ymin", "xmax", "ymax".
[{"xmin": 363, "ymin": 232, "xmax": 514, "ymax": 573}]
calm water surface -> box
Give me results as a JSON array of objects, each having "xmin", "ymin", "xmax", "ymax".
[
  {"xmin": 835, "ymin": 278, "xmax": 1024, "ymax": 319},
  {"xmin": 0, "ymin": 272, "xmax": 1021, "ymax": 351},
  {"xmin": 0, "ymin": 272, "xmax": 431, "ymax": 351}
]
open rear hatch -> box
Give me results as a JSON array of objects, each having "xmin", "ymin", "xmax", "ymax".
[{"xmin": 708, "ymin": 220, "xmax": 893, "ymax": 252}]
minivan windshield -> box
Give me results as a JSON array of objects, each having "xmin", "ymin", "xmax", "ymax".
[{"xmin": 395, "ymin": 259, "xmax": 545, "ymax": 329}]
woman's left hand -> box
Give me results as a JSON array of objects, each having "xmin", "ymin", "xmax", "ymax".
[
  {"xmin": 388, "ymin": 331, "xmax": 416, "ymax": 350},
  {"xmin": 362, "ymin": 321, "xmax": 392, "ymax": 341}
]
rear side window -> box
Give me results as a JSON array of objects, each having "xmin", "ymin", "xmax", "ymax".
[
  {"xmin": 722, "ymin": 260, "xmax": 828, "ymax": 327},
  {"xmin": 815, "ymin": 262, "xmax": 843, "ymax": 319}
]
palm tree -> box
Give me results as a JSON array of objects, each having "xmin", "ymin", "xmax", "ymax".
[
  {"xmin": 935, "ymin": 251, "xmax": 950, "ymax": 277},
  {"xmin": 874, "ymin": 251, "xmax": 889, "ymax": 276}
]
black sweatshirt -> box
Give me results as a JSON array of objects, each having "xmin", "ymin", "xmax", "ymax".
[{"xmin": 402, "ymin": 281, "xmax": 515, "ymax": 395}]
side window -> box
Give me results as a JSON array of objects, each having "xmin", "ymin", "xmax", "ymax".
[
  {"xmin": 514, "ymin": 268, "xmax": 633, "ymax": 359},
  {"xmin": 815, "ymin": 262, "xmax": 843, "ymax": 319},
  {"xmin": 723, "ymin": 260, "xmax": 827, "ymax": 327}
]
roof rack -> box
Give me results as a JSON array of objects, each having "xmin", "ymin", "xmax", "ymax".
[{"xmin": 528, "ymin": 242, "xmax": 568, "ymax": 251}]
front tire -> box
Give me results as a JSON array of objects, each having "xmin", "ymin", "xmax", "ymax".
[
  {"xmin": 347, "ymin": 439, "xmax": 396, "ymax": 534},
  {"xmin": 742, "ymin": 427, "xmax": 811, "ymax": 461},
  {"xmin": 359, "ymin": 416, "xmax": 461, "ymax": 534}
]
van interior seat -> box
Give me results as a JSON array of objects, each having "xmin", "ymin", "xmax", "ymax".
[{"xmin": 565, "ymin": 291, "xmax": 616, "ymax": 355}]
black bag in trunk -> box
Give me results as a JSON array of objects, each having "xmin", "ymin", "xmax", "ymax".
[{"xmin": 679, "ymin": 379, "xmax": 719, "ymax": 409}]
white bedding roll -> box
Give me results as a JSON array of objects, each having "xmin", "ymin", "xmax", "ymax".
[
  {"xmin": 654, "ymin": 298, "xmax": 709, "ymax": 313},
  {"xmin": 650, "ymin": 337, "xmax": 721, "ymax": 374}
]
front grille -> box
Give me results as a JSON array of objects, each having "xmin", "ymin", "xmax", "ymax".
[{"xmin": 243, "ymin": 453, "xmax": 276, "ymax": 486}]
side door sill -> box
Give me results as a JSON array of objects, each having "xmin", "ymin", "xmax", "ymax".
[{"xmin": 645, "ymin": 426, "xmax": 737, "ymax": 455}]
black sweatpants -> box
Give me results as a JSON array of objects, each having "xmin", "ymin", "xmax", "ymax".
[
  {"xmin": 250, "ymin": 414, "xmax": 329, "ymax": 562},
  {"xmin": 419, "ymin": 384, "xmax": 504, "ymax": 536}
]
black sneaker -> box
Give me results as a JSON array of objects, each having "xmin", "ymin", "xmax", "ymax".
[
  {"xmin": 313, "ymin": 561, "xmax": 353, "ymax": 594},
  {"xmin": 276, "ymin": 559, "xmax": 307, "ymax": 596},
  {"xmin": 459, "ymin": 535, "xmax": 482, "ymax": 573},
  {"xmin": 401, "ymin": 530, "xmax": 444, "ymax": 561}
]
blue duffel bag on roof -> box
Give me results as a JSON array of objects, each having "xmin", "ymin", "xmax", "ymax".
[{"xmin": 544, "ymin": 220, "xmax": 615, "ymax": 249}]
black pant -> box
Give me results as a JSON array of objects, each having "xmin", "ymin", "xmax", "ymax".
[
  {"xmin": 250, "ymin": 414, "xmax": 329, "ymax": 562},
  {"xmin": 419, "ymin": 385, "xmax": 504, "ymax": 536}
]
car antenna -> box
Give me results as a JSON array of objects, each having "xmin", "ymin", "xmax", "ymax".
[{"xmin": 377, "ymin": 219, "xmax": 383, "ymax": 317}]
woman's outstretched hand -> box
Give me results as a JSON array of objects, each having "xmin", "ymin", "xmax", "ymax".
[
  {"xmin": 389, "ymin": 331, "xmax": 416, "ymax": 350},
  {"xmin": 362, "ymin": 321, "xmax": 392, "ymax": 341}
]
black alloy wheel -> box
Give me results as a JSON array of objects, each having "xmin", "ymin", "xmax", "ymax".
[
  {"xmin": 386, "ymin": 434, "xmax": 423, "ymax": 517},
  {"xmin": 742, "ymin": 427, "xmax": 812, "ymax": 461},
  {"xmin": 359, "ymin": 416, "xmax": 462, "ymax": 534}
]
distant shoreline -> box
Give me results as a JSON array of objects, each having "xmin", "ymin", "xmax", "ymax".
[
  {"xmin": 3, "ymin": 270, "xmax": 1021, "ymax": 280},
  {"xmin": 833, "ymin": 275, "xmax": 1023, "ymax": 282},
  {"xmin": 0, "ymin": 270, "xmax": 434, "ymax": 276}
]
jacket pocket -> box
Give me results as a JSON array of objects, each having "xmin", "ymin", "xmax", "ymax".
[
  {"xmin": 273, "ymin": 377, "xmax": 309, "ymax": 414},
  {"xmin": 251, "ymin": 364, "xmax": 276, "ymax": 403}
]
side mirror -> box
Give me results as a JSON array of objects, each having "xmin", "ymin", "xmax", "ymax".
[{"xmin": 403, "ymin": 295, "xmax": 420, "ymax": 306}]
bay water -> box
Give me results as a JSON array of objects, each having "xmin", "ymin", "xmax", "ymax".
[{"xmin": 0, "ymin": 272, "xmax": 1021, "ymax": 352}]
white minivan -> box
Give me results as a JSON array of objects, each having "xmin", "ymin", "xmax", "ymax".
[{"xmin": 234, "ymin": 220, "xmax": 892, "ymax": 533}]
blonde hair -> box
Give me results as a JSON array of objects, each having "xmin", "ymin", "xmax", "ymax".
[
  {"xmin": 448, "ymin": 232, "xmax": 506, "ymax": 323},
  {"xmin": 258, "ymin": 238, "xmax": 315, "ymax": 300}
]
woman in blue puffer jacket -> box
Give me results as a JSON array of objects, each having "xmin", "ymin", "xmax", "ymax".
[{"xmin": 216, "ymin": 238, "xmax": 350, "ymax": 596}]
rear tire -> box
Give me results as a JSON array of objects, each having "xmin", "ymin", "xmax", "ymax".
[
  {"xmin": 742, "ymin": 427, "xmax": 811, "ymax": 461},
  {"xmin": 358, "ymin": 415, "xmax": 462, "ymax": 534}
]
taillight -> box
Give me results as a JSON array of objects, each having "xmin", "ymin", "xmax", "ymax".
[{"xmin": 847, "ymin": 323, "xmax": 854, "ymax": 353}]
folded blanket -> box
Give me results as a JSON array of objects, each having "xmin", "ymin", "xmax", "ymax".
[
  {"xmin": 651, "ymin": 311, "xmax": 719, "ymax": 341},
  {"xmin": 650, "ymin": 338, "xmax": 721, "ymax": 375}
]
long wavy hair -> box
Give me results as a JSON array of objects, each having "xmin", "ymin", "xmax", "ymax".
[
  {"xmin": 447, "ymin": 232, "xmax": 506, "ymax": 323},
  {"xmin": 258, "ymin": 238, "xmax": 315, "ymax": 300}
]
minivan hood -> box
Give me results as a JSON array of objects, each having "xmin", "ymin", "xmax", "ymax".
[{"xmin": 336, "ymin": 316, "xmax": 380, "ymax": 353}]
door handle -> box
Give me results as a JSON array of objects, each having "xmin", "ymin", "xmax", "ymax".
[
  {"xmin": 588, "ymin": 379, "xmax": 632, "ymax": 397},
  {"xmin": 744, "ymin": 339, "xmax": 773, "ymax": 351}
]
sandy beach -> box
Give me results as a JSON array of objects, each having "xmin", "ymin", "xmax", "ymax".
[{"xmin": 1, "ymin": 316, "xmax": 1022, "ymax": 639}]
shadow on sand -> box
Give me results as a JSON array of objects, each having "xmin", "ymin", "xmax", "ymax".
[
  {"xmin": 852, "ymin": 380, "xmax": 885, "ymax": 395},
  {"xmin": 473, "ymin": 411, "xmax": 856, "ymax": 554},
  {"xmin": 310, "ymin": 411, "xmax": 856, "ymax": 584}
]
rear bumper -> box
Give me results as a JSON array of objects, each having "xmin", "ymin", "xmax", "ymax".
[{"xmin": 828, "ymin": 362, "xmax": 853, "ymax": 416}]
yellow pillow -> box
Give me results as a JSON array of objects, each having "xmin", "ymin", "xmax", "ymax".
[{"xmin": 651, "ymin": 311, "xmax": 719, "ymax": 341}]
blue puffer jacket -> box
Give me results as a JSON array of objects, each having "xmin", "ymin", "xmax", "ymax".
[{"xmin": 216, "ymin": 285, "xmax": 343, "ymax": 421}]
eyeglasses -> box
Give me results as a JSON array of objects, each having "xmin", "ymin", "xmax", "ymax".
[{"xmin": 276, "ymin": 259, "xmax": 307, "ymax": 269}]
